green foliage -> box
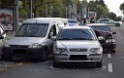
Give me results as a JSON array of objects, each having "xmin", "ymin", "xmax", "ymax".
[
  {"xmin": 108, "ymin": 12, "xmax": 117, "ymax": 20},
  {"xmin": 0, "ymin": 0, "xmax": 119, "ymax": 20},
  {"xmin": 120, "ymin": 2, "xmax": 124, "ymax": 14},
  {"xmin": 0, "ymin": 0, "xmax": 16, "ymax": 6},
  {"xmin": 88, "ymin": 0, "xmax": 109, "ymax": 19}
]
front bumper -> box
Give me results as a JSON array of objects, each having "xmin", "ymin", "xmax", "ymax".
[
  {"xmin": 2, "ymin": 47, "xmax": 43, "ymax": 58},
  {"xmin": 102, "ymin": 42, "xmax": 116, "ymax": 51},
  {"xmin": 54, "ymin": 54, "xmax": 102, "ymax": 63}
]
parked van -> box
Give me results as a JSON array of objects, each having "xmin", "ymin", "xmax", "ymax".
[{"xmin": 2, "ymin": 17, "xmax": 65, "ymax": 61}]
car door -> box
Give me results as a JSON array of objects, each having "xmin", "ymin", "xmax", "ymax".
[
  {"xmin": 0, "ymin": 26, "xmax": 5, "ymax": 59},
  {"xmin": 42, "ymin": 25, "xmax": 57, "ymax": 55}
]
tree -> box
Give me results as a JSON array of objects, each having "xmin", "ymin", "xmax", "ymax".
[
  {"xmin": 116, "ymin": 16, "xmax": 122, "ymax": 21},
  {"xmin": 98, "ymin": 0, "xmax": 105, "ymax": 6},
  {"xmin": 120, "ymin": 2, "xmax": 124, "ymax": 15},
  {"xmin": 88, "ymin": 0, "xmax": 109, "ymax": 19},
  {"xmin": 0, "ymin": 0, "xmax": 16, "ymax": 6},
  {"xmin": 108, "ymin": 12, "xmax": 117, "ymax": 20}
]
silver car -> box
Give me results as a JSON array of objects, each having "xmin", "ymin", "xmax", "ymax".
[{"xmin": 53, "ymin": 26, "xmax": 103, "ymax": 68}]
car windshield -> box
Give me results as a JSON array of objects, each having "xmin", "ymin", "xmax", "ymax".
[
  {"xmin": 90, "ymin": 26, "xmax": 111, "ymax": 32},
  {"xmin": 98, "ymin": 20, "xmax": 108, "ymax": 23},
  {"xmin": 68, "ymin": 20, "xmax": 77, "ymax": 23},
  {"xmin": 15, "ymin": 24, "xmax": 48, "ymax": 37},
  {"xmin": 57, "ymin": 29, "xmax": 95, "ymax": 40}
]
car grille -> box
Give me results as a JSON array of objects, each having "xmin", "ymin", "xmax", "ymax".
[
  {"xmin": 70, "ymin": 48, "xmax": 87, "ymax": 52},
  {"xmin": 10, "ymin": 45, "xmax": 29, "ymax": 48}
]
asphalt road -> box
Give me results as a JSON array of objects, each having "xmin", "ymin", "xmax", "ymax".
[{"xmin": 0, "ymin": 25, "xmax": 124, "ymax": 78}]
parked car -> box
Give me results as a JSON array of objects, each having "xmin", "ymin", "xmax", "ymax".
[
  {"xmin": 97, "ymin": 18, "xmax": 121, "ymax": 27},
  {"xmin": 87, "ymin": 23, "xmax": 116, "ymax": 53},
  {"xmin": 68, "ymin": 18, "xmax": 79, "ymax": 26},
  {"xmin": 53, "ymin": 26, "xmax": 103, "ymax": 68},
  {"xmin": 0, "ymin": 24, "xmax": 6, "ymax": 59},
  {"xmin": 2, "ymin": 18, "xmax": 66, "ymax": 61}
]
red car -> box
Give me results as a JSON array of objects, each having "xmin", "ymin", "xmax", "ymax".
[{"xmin": 88, "ymin": 23, "xmax": 116, "ymax": 53}]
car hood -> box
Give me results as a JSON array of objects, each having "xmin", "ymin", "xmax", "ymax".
[
  {"xmin": 8, "ymin": 37, "xmax": 45, "ymax": 45},
  {"xmin": 56, "ymin": 40, "xmax": 101, "ymax": 48},
  {"xmin": 94, "ymin": 30, "xmax": 112, "ymax": 37}
]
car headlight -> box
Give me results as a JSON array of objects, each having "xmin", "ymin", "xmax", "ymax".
[
  {"xmin": 54, "ymin": 48, "xmax": 68, "ymax": 54},
  {"xmin": 58, "ymin": 48, "xmax": 67, "ymax": 52},
  {"xmin": 4, "ymin": 42, "xmax": 10, "ymax": 47},
  {"xmin": 90, "ymin": 48, "xmax": 100, "ymax": 54},
  {"xmin": 106, "ymin": 39, "xmax": 115, "ymax": 43},
  {"xmin": 28, "ymin": 43, "xmax": 41, "ymax": 48}
]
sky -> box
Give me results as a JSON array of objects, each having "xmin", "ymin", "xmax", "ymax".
[{"xmin": 104, "ymin": 0, "xmax": 124, "ymax": 16}]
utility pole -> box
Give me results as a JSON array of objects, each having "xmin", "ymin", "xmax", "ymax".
[
  {"xmin": 30, "ymin": 0, "xmax": 33, "ymax": 18},
  {"xmin": 79, "ymin": 0, "xmax": 83, "ymax": 24},
  {"xmin": 15, "ymin": 0, "xmax": 19, "ymax": 31}
]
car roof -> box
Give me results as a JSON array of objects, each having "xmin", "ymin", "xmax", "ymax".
[
  {"xmin": 68, "ymin": 18, "xmax": 78, "ymax": 21},
  {"xmin": 87, "ymin": 23, "xmax": 108, "ymax": 26},
  {"xmin": 23, "ymin": 17, "xmax": 64, "ymax": 24},
  {"xmin": 62, "ymin": 26, "xmax": 92, "ymax": 30}
]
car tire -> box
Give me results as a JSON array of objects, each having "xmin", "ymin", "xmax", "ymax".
[
  {"xmin": 96, "ymin": 61, "xmax": 102, "ymax": 68},
  {"xmin": 41, "ymin": 50, "xmax": 47, "ymax": 61},
  {"xmin": 116, "ymin": 23, "xmax": 120, "ymax": 27},
  {"xmin": 36, "ymin": 50, "xmax": 47, "ymax": 62},
  {"xmin": 33, "ymin": 50, "xmax": 47, "ymax": 62},
  {"xmin": 53, "ymin": 60, "xmax": 60, "ymax": 68},
  {"xmin": 0, "ymin": 52, "xmax": 2, "ymax": 60},
  {"xmin": 112, "ymin": 50, "xmax": 116, "ymax": 54}
]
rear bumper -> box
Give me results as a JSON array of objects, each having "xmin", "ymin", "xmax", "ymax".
[{"xmin": 102, "ymin": 42, "xmax": 116, "ymax": 51}]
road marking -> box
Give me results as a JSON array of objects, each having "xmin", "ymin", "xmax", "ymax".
[
  {"xmin": 108, "ymin": 63, "xmax": 113, "ymax": 72},
  {"xmin": 108, "ymin": 54, "xmax": 111, "ymax": 58}
]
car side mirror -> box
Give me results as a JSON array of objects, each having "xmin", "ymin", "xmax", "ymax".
[
  {"xmin": 51, "ymin": 36, "xmax": 56, "ymax": 41},
  {"xmin": 98, "ymin": 36, "xmax": 105, "ymax": 43},
  {"xmin": 0, "ymin": 35, "xmax": 4, "ymax": 39}
]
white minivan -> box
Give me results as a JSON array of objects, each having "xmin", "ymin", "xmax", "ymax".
[
  {"xmin": 2, "ymin": 17, "xmax": 66, "ymax": 61},
  {"xmin": 53, "ymin": 26, "xmax": 103, "ymax": 67}
]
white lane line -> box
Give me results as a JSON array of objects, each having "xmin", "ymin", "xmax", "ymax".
[
  {"xmin": 108, "ymin": 63, "xmax": 113, "ymax": 72},
  {"xmin": 108, "ymin": 54, "xmax": 111, "ymax": 58}
]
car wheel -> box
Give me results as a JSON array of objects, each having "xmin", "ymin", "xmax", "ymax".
[
  {"xmin": 0, "ymin": 52, "xmax": 2, "ymax": 60},
  {"xmin": 53, "ymin": 60, "xmax": 60, "ymax": 68},
  {"xmin": 96, "ymin": 61, "xmax": 102, "ymax": 68},
  {"xmin": 112, "ymin": 50, "xmax": 116, "ymax": 54},
  {"xmin": 33, "ymin": 50, "xmax": 47, "ymax": 62},
  {"xmin": 116, "ymin": 23, "xmax": 120, "ymax": 27},
  {"xmin": 41, "ymin": 50, "xmax": 47, "ymax": 61},
  {"xmin": 35, "ymin": 50, "xmax": 47, "ymax": 62}
]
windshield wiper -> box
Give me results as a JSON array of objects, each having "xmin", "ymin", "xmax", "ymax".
[
  {"xmin": 73, "ymin": 38, "xmax": 93, "ymax": 40},
  {"xmin": 58, "ymin": 38, "xmax": 73, "ymax": 40},
  {"xmin": 29, "ymin": 35, "xmax": 40, "ymax": 37},
  {"xmin": 73, "ymin": 38, "xmax": 87, "ymax": 40},
  {"xmin": 15, "ymin": 35, "xmax": 26, "ymax": 37}
]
